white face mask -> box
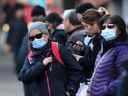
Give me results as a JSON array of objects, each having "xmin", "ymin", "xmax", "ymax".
[
  {"xmin": 84, "ymin": 36, "xmax": 92, "ymax": 46},
  {"xmin": 101, "ymin": 28, "xmax": 117, "ymax": 41},
  {"xmin": 84, "ymin": 36, "xmax": 94, "ymax": 50}
]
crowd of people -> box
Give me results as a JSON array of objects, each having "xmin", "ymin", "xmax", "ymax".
[{"xmin": 1, "ymin": 2, "xmax": 128, "ymax": 96}]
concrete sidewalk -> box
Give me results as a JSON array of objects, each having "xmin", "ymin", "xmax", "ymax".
[{"xmin": 0, "ymin": 54, "xmax": 24, "ymax": 96}]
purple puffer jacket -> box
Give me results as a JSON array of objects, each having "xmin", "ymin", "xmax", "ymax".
[{"xmin": 90, "ymin": 42, "xmax": 128, "ymax": 96}]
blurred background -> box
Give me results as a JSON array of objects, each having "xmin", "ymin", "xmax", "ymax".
[{"xmin": 0, "ymin": 0, "xmax": 128, "ymax": 96}]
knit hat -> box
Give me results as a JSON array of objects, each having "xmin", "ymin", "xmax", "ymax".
[{"xmin": 29, "ymin": 22, "xmax": 49, "ymax": 35}]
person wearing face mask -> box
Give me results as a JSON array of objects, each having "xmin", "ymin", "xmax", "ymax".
[
  {"xmin": 87, "ymin": 15, "xmax": 128, "ymax": 96},
  {"xmin": 75, "ymin": 9, "xmax": 103, "ymax": 96},
  {"xmin": 17, "ymin": 5, "xmax": 46, "ymax": 74},
  {"xmin": 19, "ymin": 22, "xmax": 82, "ymax": 96},
  {"xmin": 78, "ymin": 9, "xmax": 103, "ymax": 82}
]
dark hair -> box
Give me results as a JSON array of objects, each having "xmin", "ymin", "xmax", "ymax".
[
  {"xmin": 31, "ymin": 5, "xmax": 46, "ymax": 17},
  {"xmin": 76, "ymin": 3, "xmax": 96, "ymax": 14},
  {"xmin": 45, "ymin": 12, "xmax": 62, "ymax": 26},
  {"xmin": 100, "ymin": 15, "xmax": 127, "ymax": 41},
  {"xmin": 81, "ymin": 9, "xmax": 101, "ymax": 25},
  {"xmin": 67, "ymin": 10, "xmax": 81, "ymax": 26},
  {"xmin": 13, "ymin": 3, "xmax": 25, "ymax": 20},
  {"xmin": 32, "ymin": 15, "xmax": 46, "ymax": 22},
  {"xmin": 14, "ymin": 3, "xmax": 24, "ymax": 11}
]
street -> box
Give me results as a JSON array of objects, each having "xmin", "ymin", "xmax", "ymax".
[{"xmin": 0, "ymin": 53, "xmax": 24, "ymax": 96}]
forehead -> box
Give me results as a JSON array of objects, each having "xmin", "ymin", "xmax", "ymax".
[
  {"xmin": 82, "ymin": 21, "xmax": 95, "ymax": 26},
  {"xmin": 29, "ymin": 29, "xmax": 41, "ymax": 36}
]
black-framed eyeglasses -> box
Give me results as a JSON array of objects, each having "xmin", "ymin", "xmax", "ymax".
[
  {"xmin": 29, "ymin": 33, "xmax": 43, "ymax": 41},
  {"xmin": 102, "ymin": 23, "xmax": 115, "ymax": 30}
]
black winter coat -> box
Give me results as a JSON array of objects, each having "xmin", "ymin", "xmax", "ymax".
[
  {"xmin": 79, "ymin": 36, "xmax": 102, "ymax": 82},
  {"xmin": 19, "ymin": 42, "xmax": 82, "ymax": 96},
  {"xmin": 51, "ymin": 29, "xmax": 66, "ymax": 45},
  {"xmin": 65, "ymin": 26, "xmax": 85, "ymax": 55},
  {"xmin": 17, "ymin": 34, "xmax": 29, "ymax": 73}
]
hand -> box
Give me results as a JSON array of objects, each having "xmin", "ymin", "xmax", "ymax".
[
  {"xmin": 72, "ymin": 41, "xmax": 84, "ymax": 52},
  {"xmin": 65, "ymin": 91, "xmax": 71, "ymax": 96},
  {"xmin": 65, "ymin": 91, "xmax": 75, "ymax": 96},
  {"xmin": 65, "ymin": 87, "xmax": 76, "ymax": 96},
  {"xmin": 42, "ymin": 56, "xmax": 52, "ymax": 66}
]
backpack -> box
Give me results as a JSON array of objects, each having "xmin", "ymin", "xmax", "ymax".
[{"xmin": 51, "ymin": 42, "xmax": 64, "ymax": 65}]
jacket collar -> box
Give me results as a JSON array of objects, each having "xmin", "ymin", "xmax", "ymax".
[{"xmin": 67, "ymin": 25, "xmax": 84, "ymax": 36}]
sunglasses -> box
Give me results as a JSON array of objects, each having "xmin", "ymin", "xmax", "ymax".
[
  {"xmin": 102, "ymin": 24, "xmax": 115, "ymax": 30},
  {"xmin": 29, "ymin": 33, "xmax": 43, "ymax": 41}
]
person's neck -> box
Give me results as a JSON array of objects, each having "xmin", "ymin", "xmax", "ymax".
[
  {"xmin": 68, "ymin": 25, "xmax": 76, "ymax": 32},
  {"xmin": 69, "ymin": 25, "xmax": 82, "ymax": 32},
  {"xmin": 102, "ymin": 39, "xmax": 116, "ymax": 55}
]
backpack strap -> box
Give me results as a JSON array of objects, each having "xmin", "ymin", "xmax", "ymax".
[{"xmin": 51, "ymin": 42, "xmax": 64, "ymax": 65}]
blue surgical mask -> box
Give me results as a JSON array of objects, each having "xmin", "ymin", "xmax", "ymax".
[
  {"xmin": 84, "ymin": 36, "xmax": 94, "ymax": 50},
  {"xmin": 84, "ymin": 36, "xmax": 92, "ymax": 46},
  {"xmin": 101, "ymin": 28, "xmax": 117, "ymax": 41},
  {"xmin": 31, "ymin": 38, "xmax": 47, "ymax": 49}
]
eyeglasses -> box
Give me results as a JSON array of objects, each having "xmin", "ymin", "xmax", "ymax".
[
  {"xmin": 101, "ymin": 24, "xmax": 115, "ymax": 30},
  {"xmin": 29, "ymin": 33, "xmax": 43, "ymax": 41}
]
